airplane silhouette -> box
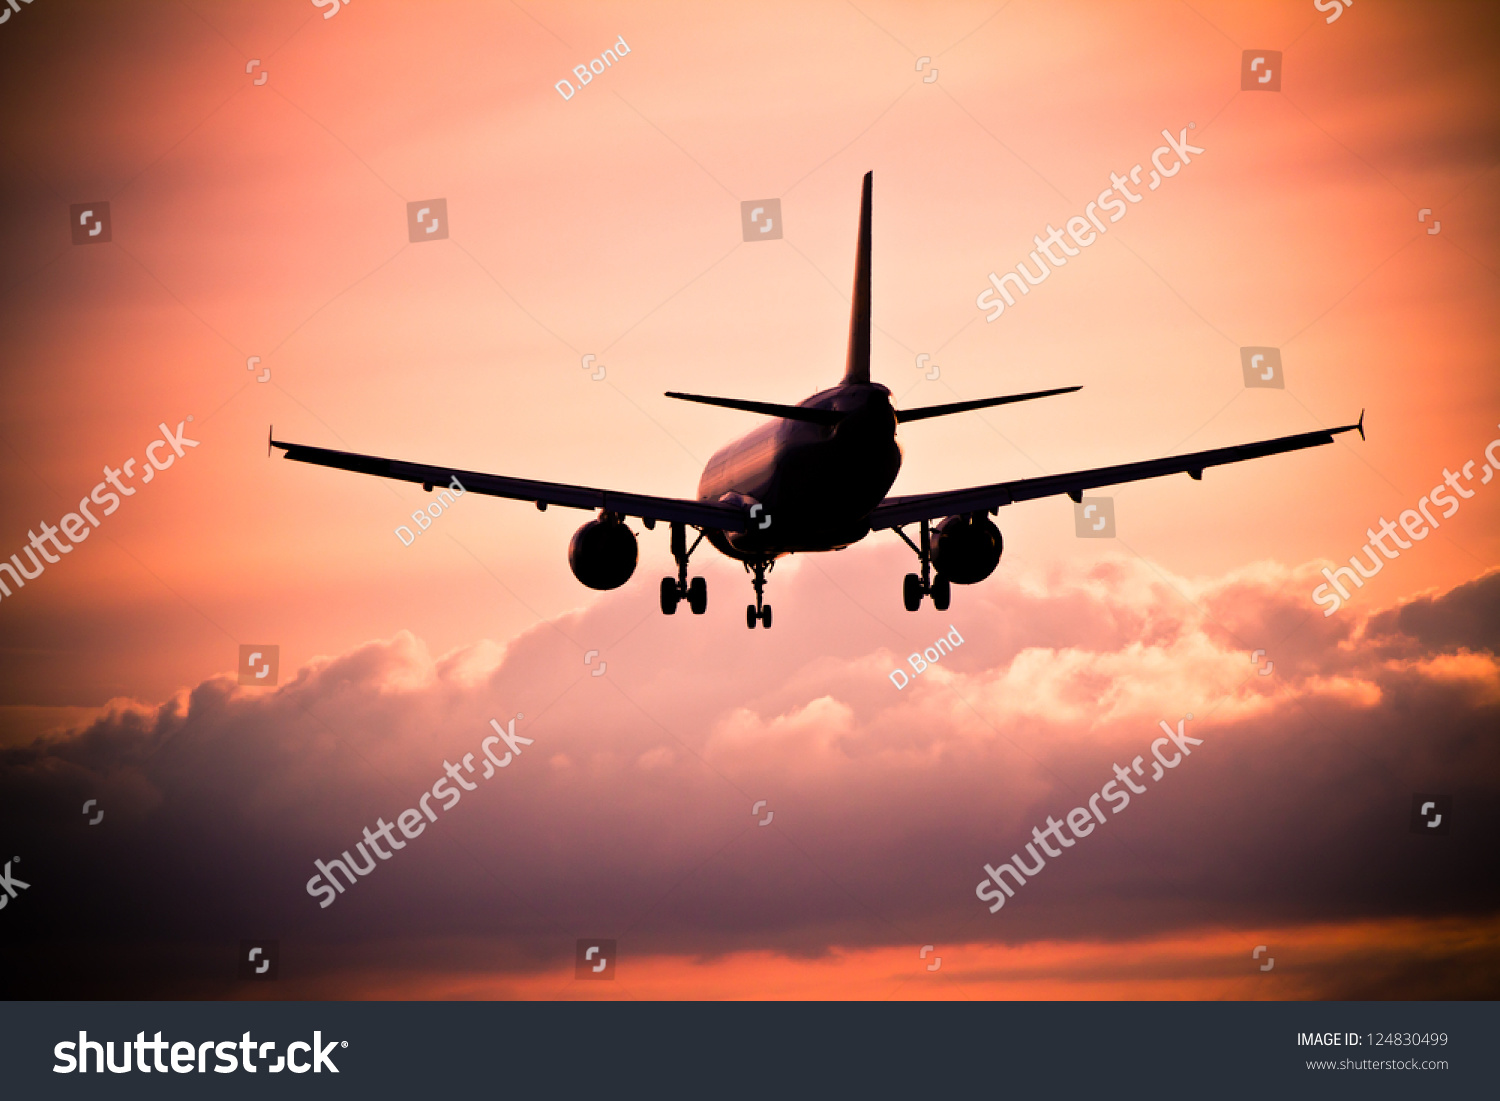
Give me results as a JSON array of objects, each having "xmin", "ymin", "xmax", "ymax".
[{"xmin": 271, "ymin": 172, "xmax": 1363, "ymax": 629}]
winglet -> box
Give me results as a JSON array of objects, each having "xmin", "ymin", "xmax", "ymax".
[
  {"xmin": 268, "ymin": 425, "xmax": 273, "ymax": 458},
  {"xmin": 1357, "ymin": 408, "xmax": 1365, "ymax": 442}
]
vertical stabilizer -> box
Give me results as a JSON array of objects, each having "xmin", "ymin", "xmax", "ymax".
[{"xmin": 843, "ymin": 171, "xmax": 873, "ymax": 384}]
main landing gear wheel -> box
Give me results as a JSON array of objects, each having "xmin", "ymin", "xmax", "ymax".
[
  {"xmin": 662, "ymin": 522, "xmax": 707, "ymax": 616},
  {"xmin": 931, "ymin": 575, "xmax": 951, "ymax": 611},
  {"xmin": 746, "ymin": 604, "xmax": 758, "ymax": 629},
  {"xmin": 898, "ymin": 520, "xmax": 954, "ymax": 612}
]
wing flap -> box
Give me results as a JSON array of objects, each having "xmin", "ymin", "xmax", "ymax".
[{"xmin": 273, "ymin": 438, "xmax": 747, "ymax": 531}]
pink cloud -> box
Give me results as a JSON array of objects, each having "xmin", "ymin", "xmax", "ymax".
[{"xmin": 4, "ymin": 557, "xmax": 1495, "ymax": 997}]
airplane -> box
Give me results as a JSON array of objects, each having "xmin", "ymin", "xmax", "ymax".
[{"xmin": 270, "ymin": 171, "xmax": 1363, "ymax": 629}]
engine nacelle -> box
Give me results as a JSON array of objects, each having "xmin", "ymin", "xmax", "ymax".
[
  {"xmin": 931, "ymin": 514, "xmax": 1002, "ymax": 585},
  {"xmin": 568, "ymin": 517, "xmax": 638, "ymax": 590}
]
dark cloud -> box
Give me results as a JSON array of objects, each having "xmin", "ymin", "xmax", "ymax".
[
  {"xmin": 1365, "ymin": 569, "xmax": 1500, "ymax": 656},
  {"xmin": 1, "ymin": 556, "xmax": 1497, "ymax": 997}
]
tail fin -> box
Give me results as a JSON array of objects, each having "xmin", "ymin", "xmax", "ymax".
[{"xmin": 843, "ymin": 171, "xmax": 873, "ymax": 385}]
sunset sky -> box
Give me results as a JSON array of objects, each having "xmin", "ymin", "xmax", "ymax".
[{"xmin": 1, "ymin": 0, "xmax": 1496, "ymax": 999}]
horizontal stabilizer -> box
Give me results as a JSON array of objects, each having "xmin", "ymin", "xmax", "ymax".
[
  {"xmin": 665, "ymin": 391, "xmax": 844, "ymax": 426},
  {"xmin": 896, "ymin": 385, "xmax": 1082, "ymax": 423}
]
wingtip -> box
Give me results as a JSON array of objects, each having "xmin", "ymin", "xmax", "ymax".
[
  {"xmin": 1332, "ymin": 411, "xmax": 1365, "ymax": 442},
  {"xmin": 267, "ymin": 425, "xmax": 273, "ymax": 458}
]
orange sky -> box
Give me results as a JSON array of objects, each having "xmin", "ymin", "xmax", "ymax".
[{"xmin": 0, "ymin": 0, "xmax": 1496, "ymax": 1000}]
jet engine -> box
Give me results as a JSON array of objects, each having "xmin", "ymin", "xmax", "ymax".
[
  {"xmin": 930, "ymin": 514, "xmax": 1002, "ymax": 584},
  {"xmin": 568, "ymin": 516, "xmax": 638, "ymax": 590}
]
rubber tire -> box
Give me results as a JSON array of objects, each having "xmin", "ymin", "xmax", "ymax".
[
  {"xmin": 931, "ymin": 575, "xmax": 951, "ymax": 611},
  {"xmin": 760, "ymin": 604, "xmax": 772, "ymax": 629},
  {"xmin": 660, "ymin": 577, "xmax": 679, "ymax": 615},
  {"xmin": 747, "ymin": 604, "xmax": 758, "ymax": 629},
  {"xmin": 688, "ymin": 576, "xmax": 707, "ymax": 614},
  {"xmin": 903, "ymin": 573, "xmax": 924, "ymax": 612}
]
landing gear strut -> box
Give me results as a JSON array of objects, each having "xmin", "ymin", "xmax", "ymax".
[
  {"xmin": 896, "ymin": 519, "xmax": 950, "ymax": 612},
  {"xmin": 660, "ymin": 522, "xmax": 708, "ymax": 615},
  {"xmin": 745, "ymin": 558, "xmax": 773, "ymax": 629}
]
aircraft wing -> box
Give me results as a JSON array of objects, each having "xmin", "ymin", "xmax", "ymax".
[
  {"xmin": 868, "ymin": 416, "xmax": 1364, "ymax": 530},
  {"xmin": 270, "ymin": 436, "xmax": 749, "ymax": 532}
]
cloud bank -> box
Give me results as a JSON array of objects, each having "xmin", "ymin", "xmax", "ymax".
[{"xmin": 3, "ymin": 556, "xmax": 1496, "ymax": 997}]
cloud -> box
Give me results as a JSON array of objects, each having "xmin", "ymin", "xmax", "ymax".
[
  {"xmin": 2, "ymin": 558, "xmax": 1496, "ymax": 997},
  {"xmin": 1365, "ymin": 570, "xmax": 1500, "ymax": 657}
]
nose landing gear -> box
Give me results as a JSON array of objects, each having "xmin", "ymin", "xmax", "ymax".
[
  {"xmin": 896, "ymin": 519, "xmax": 950, "ymax": 611},
  {"xmin": 745, "ymin": 558, "xmax": 773, "ymax": 628},
  {"xmin": 660, "ymin": 522, "xmax": 708, "ymax": 615}
]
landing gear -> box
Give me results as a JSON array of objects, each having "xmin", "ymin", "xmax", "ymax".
[
  {"xmin": 931, "ymin": 574, "xmax": 951, "ymax": 611},
  {"xmin": 895, "ymin": 519, "xmax": 950, "ymax": 612},
  {"xmin": 661, "ymin": 522, "xmax": 707, "ymax": 615},
  {"xmin": 745, "ymin": 559, "xmax": 773, "ymax": 628},
  {"xmin": 903, "ymin": 573, "xmax": 923, "ymax": 612}
]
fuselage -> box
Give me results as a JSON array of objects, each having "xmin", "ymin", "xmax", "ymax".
[{"xmin": 697, "ymin": 382, "xmax": 903, "ymax": 561}]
